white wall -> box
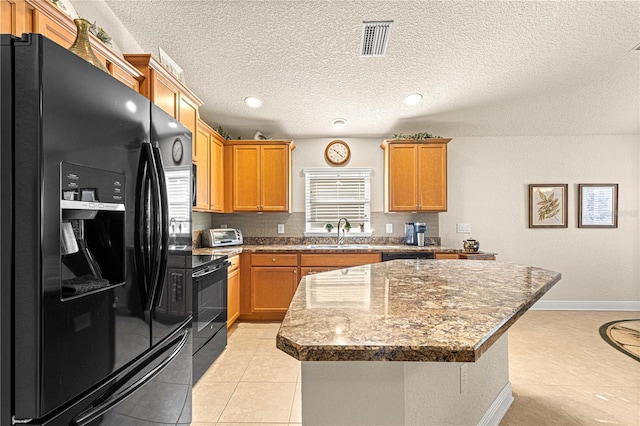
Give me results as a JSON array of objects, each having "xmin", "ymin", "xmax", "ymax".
[
  {"xmin": 440, "ymin": 135, "xmax": 639, "ymax": 303},
  {"xmin": 70, "ymin": 0, "xmax": 639, "ymax": 304},
  {"xmin": 291, "ymin": 138, "xmax": 385, "ymax": 212}
]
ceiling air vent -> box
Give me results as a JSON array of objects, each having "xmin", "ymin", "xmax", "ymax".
[{"xmin": 360, "ymin": 21, "xmax": 393, "ymax": 57}]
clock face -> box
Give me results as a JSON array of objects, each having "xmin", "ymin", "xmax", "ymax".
[
  {"xmin": 325, "ymin": 140, "xmax": 350, "ymax": 165},
  {"xmin": 172, "ymin": 139, "xmax": 183, "ymax": 163}
]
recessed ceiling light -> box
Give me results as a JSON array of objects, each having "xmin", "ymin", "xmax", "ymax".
[
  {"xmin": 244, "ymin": 96, "xmax": 262, "ymax": 108},
  {"xmin": 403, "ymin": 93, "xmax": 423, "ymax": 105},
  {"xmin": 333, "ymin": 118, "xmax": 347, "ymax": 129}
]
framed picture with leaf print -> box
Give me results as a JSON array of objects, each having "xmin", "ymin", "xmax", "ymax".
[{"xmin": 529, "ymin": 184, "xmax": 568, "ymax": 228}]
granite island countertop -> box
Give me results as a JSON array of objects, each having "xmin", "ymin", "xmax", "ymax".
[{"xmin": 276, "ymin": 259, "xmax": 560, "ymax": 363}]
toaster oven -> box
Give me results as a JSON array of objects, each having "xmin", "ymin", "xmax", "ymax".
[{"xmin": 201, "ymin": 228, "xmax": 243, "ymax": 247}]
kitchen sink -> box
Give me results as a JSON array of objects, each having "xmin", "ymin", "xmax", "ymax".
[{"xmin": 307, "ymin": 244, "xmax": 372, "ymax": 249}]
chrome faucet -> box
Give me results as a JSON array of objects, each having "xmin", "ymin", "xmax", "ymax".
[
  {"xmin": 336, "ymin": 217, "xmax": 351, "ymax": 245},
  {"xmin": 170, "ymin": 217, "xmax": 177, "ymax": 245}
]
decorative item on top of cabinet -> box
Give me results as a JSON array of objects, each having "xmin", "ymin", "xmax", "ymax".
[
  {"xmin": 380, "ymin": 138, "xmax": 451, "ymax": 212},
  {"xmin": 223, "ymin": 140, "xmax": 295, "ymax": 213},
  {"xmin": 2, "ymin": 0, "xmax": 143, "ymax": 90},
  {"xmin": 68, "ymin": 18, "xmax": 108, "ymax": 72}
]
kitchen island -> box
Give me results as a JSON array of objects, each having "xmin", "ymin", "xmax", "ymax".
[{"xmin": 276, "ymin": 259, "xmax": 561, "ymax": 425}]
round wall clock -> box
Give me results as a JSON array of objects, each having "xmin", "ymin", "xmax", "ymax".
[
  {"xmin": 172, "ymin": 138, "xmax": 183, "ymax": 163},
  {"xmin": 325, "ymin": 140, "xmax": 351, "ymax": 165}
]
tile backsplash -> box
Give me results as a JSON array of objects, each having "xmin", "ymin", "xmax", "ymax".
[{"xmin": 193, "ymin": 212, "xmax": 439, "ymax": 247}]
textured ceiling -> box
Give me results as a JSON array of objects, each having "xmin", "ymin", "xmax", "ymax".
[{"xmin": 83, "ymin": 1, "xmax": 639, "ymax": 139}]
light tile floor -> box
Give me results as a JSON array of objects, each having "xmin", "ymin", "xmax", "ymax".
[{"xmin": 192, "ymin": 311, "xmax": 639, "ymax": 425}]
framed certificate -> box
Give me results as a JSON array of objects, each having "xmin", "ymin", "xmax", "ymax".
[{"xmin": 578, "ymin": 184, "xmax": 618, "ymax": 228}]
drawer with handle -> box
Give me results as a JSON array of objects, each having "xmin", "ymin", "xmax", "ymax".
[{"xmin": 251, "ymin": 253, "xmax": 298, "ymax": 267}]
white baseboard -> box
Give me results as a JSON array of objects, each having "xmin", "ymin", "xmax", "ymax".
[
  {"xmin": 478, "ymin": 382, "xmax": 513, "ymax": 426},
  {"xmin": 532, "ymin": 300, "xmax": 640, "ymax": 311}
]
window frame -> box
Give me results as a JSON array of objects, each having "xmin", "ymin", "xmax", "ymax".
[{"xmin": 303, "ymin": 168, "xmax": 372, "ymax": 237}]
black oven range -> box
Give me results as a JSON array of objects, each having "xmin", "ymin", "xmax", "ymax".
[{"xmin": 191, "ymin": 254, "xmax": 230, "ymax": 382}]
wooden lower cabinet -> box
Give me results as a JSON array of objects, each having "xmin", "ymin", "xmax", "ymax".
[
  {"xmin": 251, "ymin": 266, "xmax": 298, "ymax": 313},
  {"xmin": 435, "ymin": 253, "xmax": 460, "ymax": 260},
  {"xmin": 227, "ymin": 255, "xmax": 240, "ymax": 327},
  {"xmin": 239, "ymin": 252, "xmax": 298, "ymax": 321}
]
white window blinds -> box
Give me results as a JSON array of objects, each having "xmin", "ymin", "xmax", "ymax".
[
  {"xmin": 165, "ymin": 167, "xmax": 191, "ymax": 232},
  {"xmin": 304, "ymin": 168, "xmax": 371, "ymax": 232}
]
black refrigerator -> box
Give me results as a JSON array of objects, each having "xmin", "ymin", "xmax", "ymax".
[{"xmin": 0, "ymin": 33, "xmax": 193, "ymax": 425}]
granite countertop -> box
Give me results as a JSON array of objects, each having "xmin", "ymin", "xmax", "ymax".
[
  {"xmin": 192, "ymin": 244, "xmax": 495, "ymax": 256},
  {"xmin": 276, "ymin": 259, "xmax": 560, "ymax": 363}
]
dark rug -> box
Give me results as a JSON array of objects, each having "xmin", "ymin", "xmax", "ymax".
[{"xmin": 599, "ymin": 319, "xmax": 640, "ymax": 362}]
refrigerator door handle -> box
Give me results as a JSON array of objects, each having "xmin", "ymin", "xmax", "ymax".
[
  {"xmin": 134, "ymin": 141, "xmax": 162, "ymax": 312},
  {"xmin": 150, "ymin": 142, "xmax": 169, "ymax": 309},
  {"xmin": 71, "ymin": 329, "xmax": 190, "ymax": 426}
]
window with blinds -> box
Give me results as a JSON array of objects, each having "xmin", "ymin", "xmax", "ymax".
[
  {"xmin": 304, "ymin": 168, "xmax": 371, "ymax": 233},
  {"xmin": 165, "ymin": 167, "xmax": 191, "ymax": 233}
]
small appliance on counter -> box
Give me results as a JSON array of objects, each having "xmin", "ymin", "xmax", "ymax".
[
  {"xmin": 201, "ymin": 228, "xmax": 243, "ymax": 247},
  {"xmin": 405, "ymin": 222, "xmax": 428, "ymax": 246},
  {"xmin": 405, "ymin": 223, "xmax": 415, "ymax": 245},
  {"xmin": 463, "ymin": 238, "xmax": 480, "ymax": 252},
  {"xmin": 415, "ymin": 222, "xmax": 427, "ymax": 247}
]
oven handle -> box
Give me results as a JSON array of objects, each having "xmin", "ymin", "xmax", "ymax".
[{"xmin": 192, "ymin": 260, "xmax": 231, "ymax": 278}]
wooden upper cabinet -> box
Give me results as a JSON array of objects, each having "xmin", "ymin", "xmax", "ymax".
[
  {"xmin": 153, "ymin": 72, "xmax": 180, "ymax": 118},
  {"xmin": 124, "ymin": 53, "xmax": 202, "ymax": 124},
  {"xmin": 209, "ymin": 131, "xmax": 225, "ymax": 212},
  {"xmin": 381, "ymin": 138, "xmax": 451, "ymax": 212},
  {"xmin": 2, "ymin": 0, "xmax": 143, "ymax": 90},
  {"xmin": 0, "ymin": 0, "xmax": 12, "ymax": 34},
  {"xmin": 32, "ymin": 9, "xmax": 76, "ymax": 49},
  {"xmin": 260, "ymin": 145, "xmax": 289, "ymax": 212},
  {"xmin": 231, "ymin": 145, "xmax": 260, "ymax": 211},
  {"xmin": 193, "ymin": 121, "xmax": 210, "ymax": 211},
  {"xmin": 178, "ymin": 94, "xmax": 198, "ymax": 138},
  {"xmin": 386, "ymin": 144, "xmax": 419, "ymax": 211},
  {"xmin": 225, "ymin": 140, "xmax": 294, "ymax": 213},
  {"xmin": 417, "ymin": 143, "xmax": 447, "ymax": 211}
]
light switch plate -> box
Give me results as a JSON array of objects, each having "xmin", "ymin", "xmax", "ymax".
[
  {"xmin": 277, "ymin": 224, "xmax": 285, "ymax": 234},
  {"xmin": 386, "ymin": 224, "xmax": 393, "ymax": 233},
  {"xmin": 456, "ymin": 223, "xmax": 471, "ymax": 233}
]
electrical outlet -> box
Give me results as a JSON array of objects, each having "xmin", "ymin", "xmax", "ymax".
[
  {"xmin": 277, "ymin": 224, "xmax": 285, "ymax": 234},
  {"xmin": 220, "ymin": 224, "xmax": 227, "ymax": 229},
  {"xmin": 460, "ymin": 363, "xmax": 469, "ymax": 393},
  {"xmin": 456, "ymin": 223, "xmax": 471, "ymax": 233},
  {"xmin": 386, "ymin": 224, "xmax": 393, "ymax": 233}
]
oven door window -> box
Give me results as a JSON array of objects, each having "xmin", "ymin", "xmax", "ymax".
[{"xmin": 193, "ymin": 268, "xmax": 227, "ymax": 336}]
